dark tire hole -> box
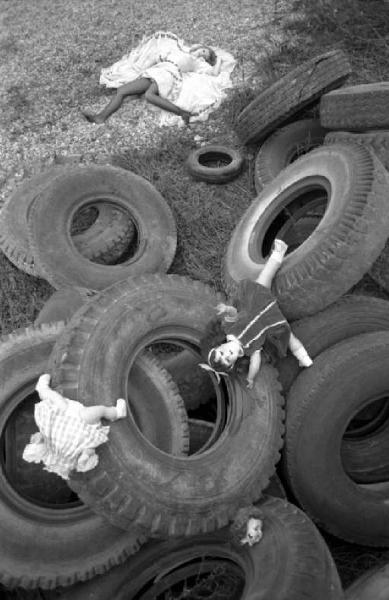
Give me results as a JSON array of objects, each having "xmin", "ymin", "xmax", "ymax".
[{"xmin": 198, "ymin": 152, "xmax": 232, "ymax": 169}]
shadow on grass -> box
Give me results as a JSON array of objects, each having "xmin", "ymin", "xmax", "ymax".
[{"xmin": 110, "ymin": 128, "xmax": 253, "ymax": 289}]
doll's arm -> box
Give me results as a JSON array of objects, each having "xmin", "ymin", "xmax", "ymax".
[
  {"xmin": 35, "ymin": 374, "xmax": 68, "ymax": 408},
  {"xmin": 247, "ymin": 350, "xmax": 262, "ymax": 389}
]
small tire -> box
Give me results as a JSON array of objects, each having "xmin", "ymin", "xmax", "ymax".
[
  {"xmin": 0, "ymin": 323, "xmax": 145, "ymax": 590},
  {"xmin": 235, "ymin": 50, "xmax": 351, "ymax": 145},
  {"xmin": 49, "ymin": 274, "xmax": 285, "ymax": 537},
  {"xmin": 320, "ymin": 83, "xmax": 389, "ymax": 131},
  {"xmin": 27, "ymin": 166, "xmax": 177, "ymax": 290},
  {"xmin": 284, "ymin": 331, "xmax": 389, "ymax": 546},
  {"xmin": 223, "ymin": 143, "xmax": 389, "ymax": 320},
  {"xmin": 58, "ymin": 496, "xmax": 343, "ymax": 600},
  {"xmin": 254, "ymin": 119, "xmax": 327, "ymax": 192},
  {"xmin": 185, "ymin": 145, "xmax": 244, "ymax": 184}
]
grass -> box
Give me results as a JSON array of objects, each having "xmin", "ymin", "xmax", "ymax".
[{"xmin": 1, "ymin": 0, "xmax": 389, "ymax": 596}]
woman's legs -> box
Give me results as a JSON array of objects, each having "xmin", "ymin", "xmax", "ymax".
[
  {"xmin": 288, "ymin": 333, "xmax": 313, "ymax": 367},
  {"xmin": 145, "ymin": 82, "xmax": 192, "ymax": 124},
  {"xmin": 81, "ymin": 399, "xmax": 127, "ymax": 424},
  {"xmin": 255, "ymin": 239, "xmax": 288, "ymax": 288},
  {"xmin": 82, "ymin": 78, "xmax": 152, "ymax": 123}
]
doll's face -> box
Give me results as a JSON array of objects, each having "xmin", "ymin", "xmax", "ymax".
[
  {"xmin": 214, "ymin": 340, "xmax": 241, "ymax": 368},
  {"xmin": 240, "ymin": 518, "xmax": 263, "ymax": 546}
]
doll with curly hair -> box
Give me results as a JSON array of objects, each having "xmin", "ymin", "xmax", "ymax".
[{"xmin": 200, "ymin": 239, "xmax": 312, "ymax": 388}]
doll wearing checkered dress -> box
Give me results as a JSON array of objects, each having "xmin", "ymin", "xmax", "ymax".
[
  {"xmin": 23, "ymin": 374, "xmax": 127, "ymax": 480},
  {"xmin": 200, "ymin": 239, "xmax": 313, "ymax": 388}
]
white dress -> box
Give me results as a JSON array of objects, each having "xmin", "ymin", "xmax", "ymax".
[{"xmin": 99, "ymin": 31, "xmax": 237, "ymax": 122}]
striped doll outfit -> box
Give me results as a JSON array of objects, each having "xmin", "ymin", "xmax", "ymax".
[{"xmin": 224, "ymin": 279, "xmax": 291, "ymax": 357}]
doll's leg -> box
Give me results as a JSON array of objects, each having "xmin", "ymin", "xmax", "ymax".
[
  {"xmin": 81, "ymin": 399, "xmax": 127, "ymax": 424},
  {"xmin": 145, "ymin": 82, "xmax": 192, "ymax": 124},
  {"xmin": 255, "ymin": 239, "xmax": 288, "ymax": 289},
  {"xmin": 288, "ymin": 333, "xmax": 313, "ymax": 367},
  {"xmin": 81, "ymin": 78, "xmax": 151, "ymax": 123}
]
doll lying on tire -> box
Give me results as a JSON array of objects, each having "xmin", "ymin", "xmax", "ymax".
[
  {"xmin": 200, "ymin": 239, "xmax": 313, "ymax": 388},
  {"xmin": 23, "ymin": 374, "xmax": 127, "ymax": 480}
]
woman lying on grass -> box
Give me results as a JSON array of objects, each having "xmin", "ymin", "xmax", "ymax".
[
  {"xmin": 82, "ymin": 42, "xmax": 221, "ymax": 125},
  {"xmin": 200, "ymin": 239, "xmax": 313, "ymax": 389}
]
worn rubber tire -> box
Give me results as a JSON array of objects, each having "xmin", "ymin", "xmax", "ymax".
[
  {"xmin": 345, "ymin": 563, "xmax": 389, "ymax": 600},
  {"xmin": 320, "ymin": 83, "xmax": 389, "ymax": 131},
  {"xmin": 235, "ymin": 49, "xmax": 351, "ymax": 145},
  {"xmin": 0, "ymin": 168, "xmax": 136, "ymax": 276},
  {"xmin": 27, "ymin": 166, "xmax": 177, "ymax": 290},
  {"xmin": 72, "ymin": 205, "xmax": 136, "ymax": 265},
  {"xmin": 188, "ymin": 419, "xmax": 214, "ymax": 454},
  {"xmin": 185, "ymin": 144, "xmax": 244, "ymax": 184},
  {"xmin": 254, "ymin": 119, "xmax": 327, "ymax": 192},
  {"xmin": 59, "ymin": 496, "xmax": 343, "ymax": 600},
  {"xmin": 284, "ymin": 331, "xmax": 389, "ymax": 546},
  {"xmin": 34, "ymin": 291, "xmax": 190, "ymax": 455},
  {"xmin": 277, "ymin": 295, "xmax": 389, "ymax": 393},
  {"xmin": 0, "ymin": 167, "xmax": 68, "ymax": 276},
  {"xmin": 49, "ymin": 274, "xmax": 285, "ymax": 537},
  {"xmin": 275, "ymin": 295, "xmax": 389, "ymax": 484},
  {"xmin": 0, "ymin": 323, "xmax": 146, "ymax": 590},
  {"xmin": 223, "ymin": 143, "xmax": 389, "ymax": 320},
  {"xmin": 320, "ymin": 133, "xmax": 389, "ymax": 295},
  {"xmin": 161, "ymin": 350, "xmax": 215, "ymax": 411},
  {"xmin": 34, "ymin": 287, "xmax": 92, "ymax": 327},
  {"xmin": 324, "ymin": 130, "xmax": 389, "ymax": 171},
  {"xmin": 324, "ymin": 130, "xmax": 389, "ymax": 295}
]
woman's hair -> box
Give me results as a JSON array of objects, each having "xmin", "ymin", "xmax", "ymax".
[
  {"xmin": 205, "ymin": 46, "xmax": 217, "ymax": 66},
  {"xmin": 190, "ymin": 44, "xmax": 217, "ymax": 66}
]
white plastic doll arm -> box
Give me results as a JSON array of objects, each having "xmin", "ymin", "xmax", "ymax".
[
  {"xmin": 35, "ymin": 374, "xmax": 68, "ymax": 407},
  {"xmin": 246, "ymin": 350, "xmax": 262, "ymax": 389}
]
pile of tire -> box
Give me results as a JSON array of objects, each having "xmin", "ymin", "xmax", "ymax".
[{"xmin": 0, "ymin": 48, "xmax": 389, "ymax": 600}]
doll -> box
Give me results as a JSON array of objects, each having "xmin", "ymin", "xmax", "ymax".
[
  {"xmin": 23, "ymin": 373, "xmax": 127, "ymax": 480},
  {"xmin": 200, "ymin": 239, "xmax": 312, "ymax": 388},
  {"xmin": 230, "ymin": 505, "xmax": 264, "ymax": 547}
]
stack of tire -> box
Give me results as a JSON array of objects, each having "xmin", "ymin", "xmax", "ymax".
[
  {"xmin": 228, "ymin": 48, "xmax": 389, "ymax": 596},
  {"xmin": 0, "ymin": 49, "xmax": 388, "ymax": 600},
  {"xmin": 0, "ymin": 162, "xmax": 339, "ymax": 599}
]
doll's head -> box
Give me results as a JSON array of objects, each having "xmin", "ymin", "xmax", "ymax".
[
  {"xmin": 199, "ymin": 317, "xmax": 244, "ymax": 381},
  {"xmin": 230, "ymin": 505, "xmax": 264, "ymax": 546},
  {"xmin": 208, "ymin": 339, "xmax": 243, "ymax": 371}
]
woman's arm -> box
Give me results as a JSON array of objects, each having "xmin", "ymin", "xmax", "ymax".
[{"xmin": 212, "ymin": 55, "xmax": 222, "ymax": 76}]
